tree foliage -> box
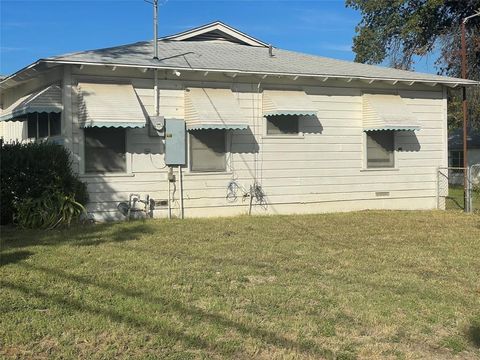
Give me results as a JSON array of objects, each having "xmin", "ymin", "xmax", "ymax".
[{"xmin": 347, "ymin": 0, "xmax": 480, "ymax": 129}]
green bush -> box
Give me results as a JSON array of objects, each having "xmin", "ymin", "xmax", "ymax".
[{"xmin": 0, "ymin": 141, "xmax": 88, "ymax": 226}]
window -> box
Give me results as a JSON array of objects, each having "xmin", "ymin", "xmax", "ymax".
[
  {"xmin": 26, "ymin": 112, "xmax": 61, "ymax": 139},
  {"xmin": 84, "ymin": 128, "xmax": 126, "ymax": 173},
  {"xmin": 266, "ymin": 115, "xmax": 299, "ymax": 135},
  {"xmin": 366, "ymin": 131, "xmax": 395, "ymax": 168},
  {"xmin": 190, "ymin": 130, "xmax": 226, "ymax": 172},
  {"xmin": 49, "ymin": 113, "xmax": 61, "ymax": 136},
  {"xmin": 450, "ymin": 150, "xmax": 464, "ymax": 168}
]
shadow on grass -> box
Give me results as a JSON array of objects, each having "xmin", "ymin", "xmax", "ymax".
[
  {"xmin": 1, "ymin": 221, "xmax": 158, "ymax": 250},
  {"xmin": 10, "ymin": 262, "xmax": 333, "ymax": 358},
  {"xmin": 467, "ymin": 320, "xmax": 480, "ymax": 348},
  {"xmin": 0, "ymin": 250, "xmax": 33, "ymax": 266}
]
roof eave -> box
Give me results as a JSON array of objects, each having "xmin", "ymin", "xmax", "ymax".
[
  {"xmin": 43, "ymin": 59, "xmax": 480, "ymax": 87},
  {"xmin": 2, "ymin": 58, "xmax": 478, "ymax": 90}
]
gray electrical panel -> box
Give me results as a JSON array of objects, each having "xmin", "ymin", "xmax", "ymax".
[{"xmin": 165, "ymin": 119, "xmax": 186, "ymax": 165}]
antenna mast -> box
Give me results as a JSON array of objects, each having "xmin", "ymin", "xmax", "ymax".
[{"xmin": 153, "ymin": 0, "xmax": 158, "ymax": 59}]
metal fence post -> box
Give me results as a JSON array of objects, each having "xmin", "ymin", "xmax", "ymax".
[{"xmin": 467, "ymin": 166, "xmax": 473, "ymax": 213}]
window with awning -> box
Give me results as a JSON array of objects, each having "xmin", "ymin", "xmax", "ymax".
[
  {"xmin": 262, "ymin": 90, "xmax": 317, "ymax": 117},
  {"xmin": 363, "ymin": 94, "xmax": 420, "ymax": 132},
  {"xmin": 184, "ymin": 88, "xmax": 248, "ymax": 131},
  {"xmin": 0, "ymin": 85, "xmax": 62, "ymax": 122},
  {"xmin": 77, "ymin": 83, "xmax": 146, "ymax": 128}
]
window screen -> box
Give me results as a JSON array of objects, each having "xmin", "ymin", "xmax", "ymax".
[
  {"xmin": 190, "ymin": 130, "xmax": 226, "ymax": 172},
  {"xmin": 266, "ymin": 115, "xmax": 299, "ymax": 135},
  {"xmin": 27, "ymin": 113, "xmax": 37, "ymax": 139},
  {"xmin": 366, "ymin": 131, "xmax": 394, "ymax": 168},
  {"xmin": 84, "ymin": 128, "xmax": 126, "ymax": 173},
  {"xmin": 25, "ymin": 112, "xmax": 61, "ymax": 139},
  {"xmin": 450, "ymin": 151, "xmax": 463, "ymax": 168},
  {"xmin": 49, "ymin": 113, "xmax": 61, "ymax": 136},
  {"xmin": 38, "ymin": 113, "xmax": 49, "ymax": 138}
]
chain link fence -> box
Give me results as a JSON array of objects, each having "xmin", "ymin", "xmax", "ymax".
[
  {"xmin": 437, "ymin": 165, "xmax": 480, "ymax": 212},
  {"xmin": 470, "ymin": 164, "xmax": 480, "ymax": 213}
]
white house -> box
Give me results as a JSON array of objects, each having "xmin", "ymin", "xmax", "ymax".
[{"xmin": 1, "ymin": 22, "xmax": 478, "ymax": 221}]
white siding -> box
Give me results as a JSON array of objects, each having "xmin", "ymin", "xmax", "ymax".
[{"xmin": 4, "ymin": 66, "xmax": 448, "ymax": 220}]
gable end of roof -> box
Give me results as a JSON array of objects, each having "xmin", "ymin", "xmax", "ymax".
[{"xmin": 161, "ymin": 21, "xmax": 268, "ymax": 47}]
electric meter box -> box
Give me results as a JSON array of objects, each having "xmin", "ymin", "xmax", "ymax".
[
  {"xmin": 164, "ymin": 119, "xmax": 186, "ymax": 165},
  {"xmin": 148, "ymin": 115, "xmax": 165, "ymax": 137}
]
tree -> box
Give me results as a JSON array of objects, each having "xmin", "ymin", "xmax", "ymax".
[{"xmin": 346, "ymin": 0, "xmax": 480, "ymax": 129}]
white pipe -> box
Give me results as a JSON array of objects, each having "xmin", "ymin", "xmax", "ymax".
[
  {"xmin": 167, "ymin": 169, "xmax": 171, "ymax": 219},
  {"xmin": 154, "ymin": 70, "xmax": 159, "ymax": 116},
  {"xmin": 179, "ymin": 166, "xmax": 184, "ymax": 219}
]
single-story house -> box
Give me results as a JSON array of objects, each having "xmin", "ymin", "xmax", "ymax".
[{"xmin": 1, "ymin": 21, "xmax": 478, "ymax": 220}]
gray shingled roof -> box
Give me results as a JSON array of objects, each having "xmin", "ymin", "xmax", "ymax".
[{"xmin": 47, "ymin": 40, "xmax": 476, "ymax": 85}]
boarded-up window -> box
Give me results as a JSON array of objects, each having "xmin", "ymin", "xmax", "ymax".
[
  {"xmin": 190, "ymin": 130, "xmax": 226, "ymax": 172},
  {"xmin": 266, "ymin": 115, "xmax": 299, "ymax": 135},
  {"xmin": 84, "ymin": 128, "xmax": 126, "ymax": 173},
  {"xmin": 366, "ymin": 131, "xmax": 394, "ymax": 168}
]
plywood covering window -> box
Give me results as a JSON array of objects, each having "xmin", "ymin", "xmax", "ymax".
[
  {"xmin": 84, "ymin": 128, "xmax": 126, "ymax": 173},
  {"xmin": 26, "ymin": 112, "xmax": 61, "ymax": 139},
  {"xmin": 266, "ymin": 115, "xmax": 299, "ymax": 135},
  {"xmin": 190, "ymin": 130, "xmax": 226, "ymax": 172},
  {"xmin": 366, "ymin": 131, "xmax": 395, "ymax": 168}
]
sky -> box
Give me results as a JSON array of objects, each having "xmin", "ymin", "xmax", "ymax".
[{"xmin": 0, "ymin": 0, "xmax": 438, "ymax": 76}]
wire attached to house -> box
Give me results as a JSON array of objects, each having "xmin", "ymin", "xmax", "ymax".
[{"xmin": 226, "ymin": 179, "xmax": 248, "ymax": 202}]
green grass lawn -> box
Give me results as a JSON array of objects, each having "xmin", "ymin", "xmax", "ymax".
[
  {"xmin": 446, "ymin": 186, "xmax": 480, "ymax": 212},
  {"xmin": 1, "ymin": 211, "xmax": 480, "ymax": 359}
]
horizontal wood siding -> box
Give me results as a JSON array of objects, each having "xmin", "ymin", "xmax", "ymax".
[{"xmin": 66, "ymin": 73, "xmax": 446, "ymax": 220}]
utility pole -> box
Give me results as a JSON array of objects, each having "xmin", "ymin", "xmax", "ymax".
[{"xmin": 460, "ymin": 9, "xmax": 480, "ymax": 212}]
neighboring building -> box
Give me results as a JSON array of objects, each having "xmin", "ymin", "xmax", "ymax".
[
  {"xmin": 448, "ymin": 128, "xmax": 480, "ymax": 167},
  {"xmin": 0, "ymin": 22, "xmax": 478, "ymax": 220},
  {"xmin": 448, "ymin": 128, "xmax": 480, "ymax": 185}
]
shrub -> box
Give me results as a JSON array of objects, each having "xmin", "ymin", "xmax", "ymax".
[
  {"xmin": 14, "ymin": 191, "xmax": 86, "ymax": 229},
  {"xmin": 0, "ymin": 141, "xmax": 88, "ymax": 226}
]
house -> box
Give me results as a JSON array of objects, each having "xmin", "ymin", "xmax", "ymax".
[
  {"xmin": 0, "ymin": 21, "xmax": 478, "ymax": 220},
  {"xmin": 448, "ymin": 128, "xmax": 480, "ymax": 185},
  {"xmin": 448, "ymin": 128, "xmax": 480, "ymax": 168}
]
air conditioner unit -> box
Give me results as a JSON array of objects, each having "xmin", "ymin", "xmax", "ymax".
[{"xmin": 148, "ymin": 115, "xmax": 165, "ymax": 137}]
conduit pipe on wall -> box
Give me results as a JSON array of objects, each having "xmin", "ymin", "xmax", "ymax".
[{"xmin": 179, "ymin": 166, "xmax": 184, "ymax": 219}]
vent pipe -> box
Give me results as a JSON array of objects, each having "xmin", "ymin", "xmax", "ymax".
[{"xmin": 268, "ymin": 44, "xmax": 273, "ymax": 57}]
